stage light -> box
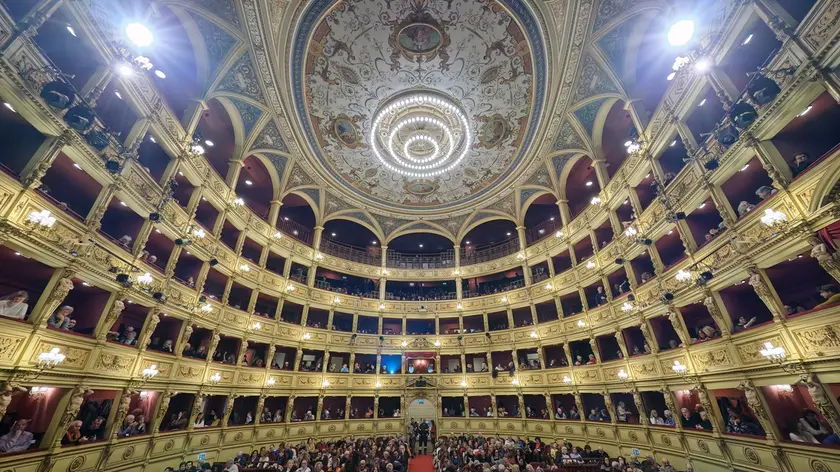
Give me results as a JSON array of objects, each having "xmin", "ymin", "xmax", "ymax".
[
  {"xmin": 667, "ymin": 20, "xmax": 695, "ymax": 46},
  {"xmin": 126, "ymin": 23, "xmax": 153, "ymax": 47}
]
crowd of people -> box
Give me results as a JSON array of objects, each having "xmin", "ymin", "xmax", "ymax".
[{"xmin": 432, "ymin": 436, "xmax": 687, "ymax": 472}]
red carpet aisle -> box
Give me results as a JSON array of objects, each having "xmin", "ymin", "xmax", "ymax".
[{"xmin": 409, "ymin": 455, "xmax": 435, "ymax": 472}]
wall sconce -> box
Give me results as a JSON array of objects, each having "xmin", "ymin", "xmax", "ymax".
[
  {"xmin": 29, "ymin": 386, "xmax": 48, "ymax": 400},
  {"xmin": 586, "ymin": 260, "xmax": 596, "ymax": 269},
  {"xmin": 671, "ymin": 360, "xmax": 688, "ymax": 376},
  {"xmin": 137, "ymin": 272, "xmax": 153, "ymax": 286},
  {"xmin": 590, "ymin": 197, "xmax": 602, "ymax": 206},
  {"xmin": 200, "ymin": 303, "xmax": 213, "ymax": 313},
  {"xmin": 401, "ymin": 340, "xmax": 408, "ymax": 348},
  {"xmin": 617, "ymin": 369, "xmax": 630, "ymax": 384},
  {"xmin": 375, "ymin": 381, "xmax": 382, "ymax": 388},
  {"xmin": 272, "ymin": 232, "xmax": 283, "ymax": 239},
  {"xmin": 517, "ymin": 252, "xmax": 526, "ymax": 260},
  {"xmin": 315, "ymin": 252, "xmax": 324, "ymax": 260},
  {"xmin": 555, "ymin": 231, "xmax": 563, "ymax": 238},
  {"xmin": 266, "ymin": 377, "xmax": 276, "ymax": 387},
  {"xmin": 322, "ymin": 379, "xmax": 330, "ymax": 388},
  {"xmin": 759, "ymin": 342, "xmax": 786, "ymax": 363},
  {"xmin": 530, "ymin": 331, "xmax": 538, "ymax": 339},
  {"xmin": 511, "ymin": 378, "xmax": 519, "ymax": 385},
  {"xmin": 139, "ymin": 391, "xmax": 149, "ymax": 399},
  {"xmin": 501, "ymin": 296, "xmax": 508, "ymax": 303},
  {"xmin": 36, "ymin": 348, "xmax": 65, "ymax": 368},
  {"xmin": 303, "ymin": 332, "xmax": 311, "ymax": 340},
  {"xmin": 456, "ymin": 303, "xmax": 463, "ymax": 310},
  {"xmin": 434, "ymin": 340, "xmax": 441, "ymax": 347},
  {"xmin": 577, "ymin": 320, "xmax": 586, "ymax": 329},
  {"xmin": 774, "ymin": 384, "xmax": 793, "ymax": 394},
  {"xmin": 382, "ymin": 269, "xmax": 388, "ymax": 276},
  {"xmin": 379, "ymin": 303, "xmax": 385, "ymax": 310},
  {"xmin": 240, "ymin": 264, "xmax": 250, "ymax": 272},
  {"xmin": 675, "ymin": 269, "xmax": 692, "ymax": 282},
  {"xmin": 232, "ymin": 197, "xmax": 244, "ymax": 207},
  {"xmin": 545, "ymin": 283, "xmax": 553, "ymax": 290},
  {"xmin": 286, "ymin": 284, "xmax": 296, "ymax": 292},
  {"xmin": 624, "ymin": 226, "xmax": 638, "ymax": 238},
  {"xmin": 209, "ymin": 372, "xmax": 221, "ymax": 384},
  {"xmin": 192, "ymin": 228, "xmax": 206, "ymax": 239},
  {"xmin": 621, "ymin": 302, "xmax": 634, "ymax": 312},
  {"xmin": 563, "ymin": 376, "xmax": 572, "ymax": 385},
  {"xmin": 760, "ymin": 208, "xmax": 788, "ymax": 228},
  {"xmin": 251, "ymin": 321, "xmax": 262, "ymax": 331},
  {"xmin": 453, "ymin": 269, "xmax": 459, "ymax": 276},
  {"xmin": 141, "ymin": 364, "xmax": 159, "ymax": 381},
  {"xmin": 26, "ymin": 209, "xmax": 57, "ymax": 229},
  {"xmin": 460, "ymin": 380, "xmax": 467, "ymax": 388}
]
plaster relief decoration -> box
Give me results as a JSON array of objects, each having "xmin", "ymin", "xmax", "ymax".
[{"xmin": 292, "ymin": 0, "xmax": 547, "ymax": 211}]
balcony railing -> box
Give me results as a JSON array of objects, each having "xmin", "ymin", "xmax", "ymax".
[
  {"xmin": 460, "ymin": 237, "xmax": 520, "ymax": 265},
  {"xmin": 526, "ymin": 219, "xmax": 562, "ymax": 244},
  {"xmin": 386, "ymin": 249, "xmax": 456, "ymax": 269},
  {"xmin": 320, "ymin": 238, "xmax": 381, "ymax": 266},
  {"xmin": 276, "ymin": 218, "xmax": 313, "ymax": 244}
]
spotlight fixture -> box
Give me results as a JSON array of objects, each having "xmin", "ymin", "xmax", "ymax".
[
  {"xmin": 64, "ymin": 105, "xmax": 96, "ymax": 132},
  {"xmin": 661, "ymin": 292, "xmax": 674, "ymax": 303},
  {"xmin": 704, "ymin": 158, "xmax": 719, "ymax": 170},
  {"xmin": 152, "ymin": 292, "xmax": 165, "ymax": 301},
  {"xmin": 40, "ymin": 80, "xmax": 76, "ymax": 109},
  {"xmin": 209, "ymin": 258, "xmax": 219, "ymax": 267},
  {"xmin": 615, "ymin": 258, "xmax": 625, "ymax": 265},
  {"xmin": 149, "ymin": 212, "xmax": 161, "ymax": 222},
  {"xmin": 667, "ymin": 19, "xmax": 695, "ymax": 46},
  {"xmin": 714, "ymin": 124, "xmax": 740, "ymax": 147},
  {"xmin": 730, "ymin": 101, "xmax": 758, "ymax": 129},
  {"xmin": 694, "ymin": 59, "xmax": 711, "ymax": 73},
  {"xmin": 125, "ymin": 22, "xmax": 153, "ymax": 47},
  {"xmin": 116, "ymin": 273, "xmax": 131, "ymax": 286},
  {"xmin": 175, "ymin": 237, "xmax": 193, "ymax": 246},
  {"xmin": 154, "ymin": 70, "xmax": 166, "ymax": 79},
  {"xmin": 747, "ymin": 75, "xmax": 781, "ymax": 105}
]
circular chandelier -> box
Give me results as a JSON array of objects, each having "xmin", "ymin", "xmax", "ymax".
[{"xmin": 370, "ymin": 93, "xmax": 472, "ymax": 178}]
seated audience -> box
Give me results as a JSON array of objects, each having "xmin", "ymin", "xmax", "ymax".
[
  {"xmin": 816, "ymin": 285, "xmax": 840, "ymax": 309},
  {"xmin": 0, "ymin": 419, "xmax": 34, "ymax": 452},
  {"xmin": 0, "ymin": 291, "xmax": 29, "ymax": 320},
  {"xmin": 791, "ymin": 152, "xmax": 812, "ymax": 177},
  {"xmin": 755, "ymin": 186, "xmax": 777, "ymax": 200},
  {"xmin": 47, "ymin": 305, "xmax": 74, "ymax": 330}
]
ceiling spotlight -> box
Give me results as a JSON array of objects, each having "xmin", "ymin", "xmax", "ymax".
[
  {"xmin": 331, "ymin": 232, "xmax": 337, "ymax": 237},
  {"xmin": 624, "ymin": 141, "xmax": 632, "ymax": 147},
  {"xmin": 3, "ymin": 102, "xmax": 16, "ymax": 113},
  {"xmin": 205, "ymin": 140, "xmax": 214, "ymax": 147},
  {"xmin": 798, "ymin": 106, "xmax": 813, "ymax": 117},
  {"xmin": 154, "ymin": 70, "xmax": 166, "ymax": 79},
  {"xmin": 698, "ymin": 98, "xmax": 707, "ymax": 107},
  {"xmin": 372, "ymin": 241, "xmax": 377, "ymax": 244},
  {"xmin": 667, "ymin": 19, "xmax": 695, "ymax": 46},
  {"xmin": 191, "ymin": 144, "xmax": 205, "ymax": 155},
  {"xmin": 585, "ymin": 181, "xmax": 593, "ymax": 186},
  {"xmin": 117, "ymin": 64, "xmax": 133, "ymax": 76},
  {"xmin": 742, "ymin": 34, "xmax": 753, "ymax": 45},
  {"xmin": 694, "ymin": 58, "xmax": 711, "ymax": 73},
  {"xmin": 698, "ymin": 203, "xmax": 707, "ymax": 210},
  {"xmin": 506, "ymin": 232, "xmax": 512, "ymax": 236},
  {"xmin": 66, "ymin": 25, "xmax": 77, "ymax": 36},
  {"xmin": 149, "ymin": 136, "xmax": 156, "ymax": 143},
  {"xmin": 667, "ymin": 72, "xmax": 676, "ymax": 81},
  {"xmin": 114, "ymin": 91, "xmax": 123, "ymax": 100},
  {"xmin": 740, "ymin": 164, "xmax": 750, "ymax": 172},
  {"xmin": 245, "ymin": 180, "xmax": 253, "ymax": 185},
  {"xmin": 125, "ymin": 22, "xmax": 153, "ymax": 47},
  {"xmin": 419, "ymin": 244, "xmax": 424, "ymax": 248},
  {"xmin": 465, "ymin": 240, "xmax": 471, "ymax": 244},
  {"xmin": 73, "ymin": 163, "xmax": 81, "ymax": 170},
  {"xmin": 670, "ymin": 140, "xmax": 677, "ymax": 147}
]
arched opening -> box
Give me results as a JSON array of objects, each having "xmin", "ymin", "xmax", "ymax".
[
  {"xmin": 461, "ymin": 219, "xmax": 518, "ymax": 264},
  {"xmin": 277, "ymin": 193, "xmax": 315, "ymax": 243},
  {"xmin": 600, "ymin": 101, "xmax": 635, "ymax": 177},
  {"xmin": 0, "ymin": 103, "xmax": 47, "ymax": 177},
  {"xmin": 235, "ymin": 155, "xmax": 274, "ymax": 219},
  {"xmin": 524, "ymin": 194, "xmax": 560, "ymax": 244},
  {"xmin": 564, "ymin": 156, "xmax": 600, "ymax": 219},
  {"xmin": 386, "ymin": 233, "xmax": 454, "ymax": 270},
  {"xmin": 195, "ymin": 98, "xmax": 236, "ymax": 179},
  {"xmin": 407, "ymin": 397, "xmax": 436, "ymax": 424},
  {"xmin": 321, "ymin": 219, "xmax": 380, "ymax": 266}
]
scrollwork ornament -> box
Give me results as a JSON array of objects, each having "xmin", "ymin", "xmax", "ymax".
[{"xmin": 811, "ymin": 459, "xmax": 832, "ymax": 472}]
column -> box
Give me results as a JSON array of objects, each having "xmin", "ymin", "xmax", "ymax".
[
  {"xmin": 19, "ymin": 130, "xmax": 73, "ymax": 189},
  {"xmin": 668, "ymin": 309, "xmax": 691, "ymax": 346},
  {"xmin": 454, "ymin": 245, "xmax": 463, "ymax": 299},
  {"xmin": 638, "ymin": 321, "xmax": 658, "ymax": 354},
  {"xmin": 702, "ymin": 289, "xmax": 732, "ymax": 336},
  {"xmin": 490, "ymin": 394, "xmax": 497, "ymax": 417},
  {"xmin": 268, "ymin": 200, "xmax": 283, "ymax": 227},
  {"xmin": 225, "ymin": 158, "xmax": 245, "ymax": 188},
  {"xmin": 294, "ymin": 348, "xmax": 303, "ymax": 372},
  {"xmin": 744, "ymin": 135, "xmax": 793, "ymax": 189},
  {"xmin": 556, "ymin": 199, "xmax": 572, "ymax": 227},
  {"xmin": 810, "ymin": 238, "xmax": 840, "ymax": 284},
  {"xmin": 589, "ymin": 337, "xmax": 601, "ymax": 363},
  {"xmin": 345, "ymin": 396, "xmax": 353, "ymax": 420},
  {"xmin": 602, "ymin": 392, "xmax": 616, "ymax": 424},
  {"xmin": 661, "ymin": 387, "xmax": 682, "ymax": 432},
  {"xmin": 747, "ymin": 266, "xmax": 786, "ymax": 322},
  {"xmin": 285, "ymin": 396, "xmax": 295, "ymax": 423},
  {"xmin": 85, "ymin": 184, "xmax": 117, "ymax": 232},
  {"xmin": 373, "ymin": 395, "xmax": 380, "ymax": 419},
  {"xmin": 614, "ymin": 331, "xmax": 629, "ymax": 359},
  {"xmin": 590, "ymin": 158, "xmax": 610, "ymax": 189},
  {"xmin": 516, "ymin": 226, "xmax": 531, "ymax": 285},
  {"xmin": 316, "ymin": 395, "xmax": 324, "ymax": 421},
  {"xmin": 254, "ymin": 395, "xmax": 266, "ymax": 426}
]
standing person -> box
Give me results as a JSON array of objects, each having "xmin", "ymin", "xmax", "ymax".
[
  {"xmin": 407, "ymin": 419, "xmax": 417, "ymax": 453},
  {"xmin": 417, "ymin": 418, "xmax": 429, "ymax": 454}
]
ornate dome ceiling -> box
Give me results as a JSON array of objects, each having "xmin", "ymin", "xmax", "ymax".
[{"xmin": 290, "ymin": 0, "xmax": 548, "ymax": 212}]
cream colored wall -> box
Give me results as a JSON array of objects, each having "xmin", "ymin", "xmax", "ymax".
[{"xmin": 408, "ymin": 398, "xmax": 437, "ymax": 423}]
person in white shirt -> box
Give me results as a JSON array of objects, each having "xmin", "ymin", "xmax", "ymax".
[
  {"xmin": 0, "ymin": 291, "xmax": 29, "ymax": 320},
  {"xmin": 649, "ymin": 409, "xmax": 664, "ymax": 425},
  {"xmin": 298, "ymin": 459, "xmax": 311, "ymax": 472},
  {"xmin": 790, "ymin": 421, "xmax": 820, "ymax": 443},
  {"xmin": 224, "ymin": 459, "xmax": 239, "ymax": 472}
]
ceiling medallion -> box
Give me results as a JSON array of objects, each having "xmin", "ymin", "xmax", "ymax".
[{"xmin": 371, "ymin": 92, "xmax": 472, "ymax": 178}]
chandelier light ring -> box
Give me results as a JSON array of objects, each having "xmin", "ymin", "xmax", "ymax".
[
  {"xmin": 401, "ymin": 135, "xmax": 442, "ymax": 164},
  {"xmin": 385, "ymin": 116, "xmax": 455, "ymax": 169},
  {"xmin": 370, "ymin": 93, "xmax": 472, "ymax": 178}
]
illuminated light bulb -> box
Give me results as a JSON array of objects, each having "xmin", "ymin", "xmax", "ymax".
[
  {"xmin": 126, "ymin": 22, "xmax": 153, "ymax": 46},
  {"xmin": 667, "ymin": 20, "xmax": 695, "ymax": 46}
]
